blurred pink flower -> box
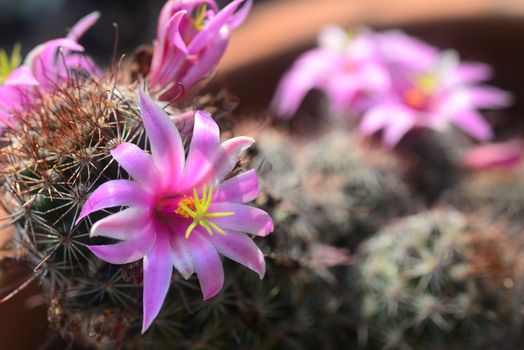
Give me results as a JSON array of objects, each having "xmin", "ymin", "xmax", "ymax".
[
  {"xmin": 0, "ymin": 12, "xmax": 100, "ymax": 126},
  {"xmin": 272, "ymin": 26, "xmax": 390, "ymax": 118},
  {"xmin": 359, "ymin": 47, "xmax": 511, "ymax": 147},
  {"xmin": 461, "ymin": 139, "xmax": 522, "ymax": 170},
  {"xmin": 149, "ymin": 0, "xmax": 251, "ymax": 100},
  {"xmin": 77, "ymin": 91, "xmax": 273, "ymax": 333}
]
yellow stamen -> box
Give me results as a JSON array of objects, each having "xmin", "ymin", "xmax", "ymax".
[
  {"xmin": 191, "ymin": 4, "xmax": 207, "ymax": 31},
  {"xmin": 0, "ymin": 43, "xmax": 22, "ymax": 84},
  {"xmin": 417, "ymin": 74, "xmax": 437, "ymax": 94},
  {"xmin": 177, "ymin": 183, "xmax": 234, "ymax": 239}
]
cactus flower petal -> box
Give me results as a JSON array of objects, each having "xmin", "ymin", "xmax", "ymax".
[
  {"xmin": 209, "ymin": 203, "xmax": 274, "ymax": 237},
  {"xmin": 213, "ymin": 169, "xmax": 259, "ymax": 203},
  {"xmin": 88, "ymin": 225, "xmax": 156, "ymax": 265},
  {"xmin": 451, "ymin": 110, "xmax": 493, "ymax": 141},
  {"xmin": 186, "ymin": 231, "xmax": 224, "ymax": 300},
  {"xmin": 139, "ymin": 90, "xmax": 184, "ymax": 189},
  {"xmin": 207, "ymin": 230, "xmax": 265, "ymax": 279},
  {"xmin": 170, "ymin": 228, "xmax": 196, "ymax": 279},
  {"xmin": 111, "ymin": 142, "xmax": 160, "ymax": 187},
  {"xmin": 77, "ymin": 180, "xmax": 150, "ymax": 223},
  {"xmin": 142, "ymin": 233, "xmax": 174, "ymax": 333},
  {"xmin": 182, "ymin": 110, "xmax": 220, "ymax": 183},
  {"xmin": 90, "ymin": 207, "xmax": 151, "ymax": 240}
]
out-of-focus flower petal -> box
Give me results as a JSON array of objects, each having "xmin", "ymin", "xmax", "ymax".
[
  {"xmin": 359, "ymin": 105, "xmax": 391, "ymax": 135},
  {"xmin": 165, "ymin": 10, "xmax": 189, "ymax": 54},
  {"xmin": 207, "ymin": 230, "xmax": 265, "ymax": 279},
  {"xmin": 383, "ymin": 113, "xmax": 415, "ymax": 147},
  {"xmin": 4, "ymin": 66, "xmax": 38, "ymax": 86},
  {"xmin": 142, "ymin": 233, "xmax": 173, "ymax": 333},
  {"xmin": 209, "ymin": 203, "xmax": 274, "ymax": 236},
  {"xmin": 181, "ymin": 31, "xmax": 228, "ymax": 89},
  {"xmin": 452, "ymin": 109, "xmax": 493, "ymax": 141},
  {"xmin": 455, "ymin": 62, "xmax": 492, "ymax": 83},
  {"xmin": 466, "ymin": 86, "xmax": 512, "ymax": 109},
  {"xmin": 188, "ymin": 0, "xmax": 245, "ymax": 54},
  {"xmin": 271, "ymin": 49, "xmax": 336, "ymax": 118},
  {"xmin": 67, "ymin": 11, "xmax": 101, "ymax": 41},
  {"xmin": 462, "ymin": 139, "xmax": 522, "ymax": 170}
]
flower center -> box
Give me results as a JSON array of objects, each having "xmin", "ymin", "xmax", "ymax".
[
  {"xmin": 190, "ymin": 4, "xmax": 208, "ymax": 31},
  {"xmin": 0, "ymin": 44, "xmax": 22, "ymax": 84},
  {"xmin": 403, "ymin": 74, "xmax": 437, "ymax": 110},
  {"xmin": 176, "ymin": 183, "xmax": 234, "ymax": 239}
]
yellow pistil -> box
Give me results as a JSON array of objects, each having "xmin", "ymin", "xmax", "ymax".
[
  {"xmin": 191, "ymin": 4, "xmax": 208, "ymax": 31},
  {"xmin": 176, "ymin": 183, "xmax": 234, "ymax": 239},
  {"xmin": 0, "ymin": 43, "xmax": 22, "ymax": 84}
]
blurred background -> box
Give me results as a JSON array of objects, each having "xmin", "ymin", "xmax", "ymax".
[{"xmin": 1, "ymin": 0, "xmax": 524, "ymax": 349}]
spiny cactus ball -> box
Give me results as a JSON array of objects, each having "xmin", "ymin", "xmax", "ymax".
[
  {"xmin": 357, "ymin": 208, "xmax": 524, "ymax": 350},
  {"xmin": 248, "ymin": 126, "xmax": 415, "ymax": 250}
]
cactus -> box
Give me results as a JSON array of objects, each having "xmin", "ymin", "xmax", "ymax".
[
  {"xmin": 452, "ymin": 164, "xmax": 524, "ymax": 231},
  {"xmin": 248, "ymin": 125, "xmax": 415, "ymax": 250},
  {"xmin": 356, "ymin": 208, "xmax": 524, "ymax": 349}
]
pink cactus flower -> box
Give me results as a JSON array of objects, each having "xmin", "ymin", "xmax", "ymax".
[
  {"xmin": 461, "ymin": 139, "xmax": 522, "ymax": 170},
  {"xmin": 0, "ymin": 12, "xmax": 100, "ymax": 126},
  {"xmin": 24, "ymin": 11, "xmax": 101, "ymax": 90},
  {"xmin": 271, "ymin": 26, "xmax": 391, "ymax": 118},
  {"xmin": 76, "ymin": 91, "xmax": 273, "ymax": 333},
  {"xmin": 148, "ymin": 0, "xmax": 252, "ymax": 100},
  {"xmin": 359, "ymin": 48, "xmax": 511, "ymax": 147}
]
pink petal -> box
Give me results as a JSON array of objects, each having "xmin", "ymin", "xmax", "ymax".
[
  {"xmin": 169, "ymin": 228, "xmax": 195, "ymax": 279},
  {"xmin": 271, "ymin": 49, "xmax": 335, "ymax": 118},
  {"xmin": 88, "ymin": 224, "xmax": 155, "ymax": 265},
  {"xmin": 462, "ymin": 139, "xmax": 522, "ymax": 170},
  {"xmin": 466, "ymin": 86, "xmax": 512, "ymax": 109},
  {"xmin": 110, "ymin": 142, "xmax": 159, "ymax": 187},
  {"xmin": 208, "ymin": 203, "xmax": 273, "ymax": 237},
  {"xmin": 25, "ymin": 38, "xmax": 84, "ymax": 67},
  {"xmin": 213, "ymin": 136, "xmax": 255, "ymax": 181},
  {"xmin": 455, "ymin": 62, "xmax": 492, "ymax": 83},
  {"xmin": 186, "ymin": 231, "xmax": 224, "ymax": 300},
  {"xmin": 67, "ymin": 11, "xmax": 101, "ymax": 41},
  {"xmin": 452, "ymin": 110, "xmax": 493, "ymax": 141},
  {"xmin": 76, "ymin": 180, "xmax": 149, "ymax": 223},
  {"xmin": 359, "ymin": 105, "xmax": 390, "ymax": 135},
  {"xmin": 182, "ymin": 110, "xmax": 220, "ymax": 183},
  {"xmin": 165, "ymin": 10, "xmax": 189, "ymax": 54},
  {"xmin": 207, "ymin": 230, "xmax": 265, "ymax": 279},
  {"xmin": 139, "ymin": 91, "xmax": 184, "ymax": 188},
  {"xmin": 188, "ymin": 0, "xmax": 244, "ymax": 54},
  {"xmin": 4, "ymin": 66, "xmax": 39, "ymax": 86},
  {"xmin": 142, "ymin": 233, "xmax": 173, "ymax": 333},
  {"xmin": 90, "ymin": 207, "xmax": 151, "ymax": 240},
  {"xmin": 383, "ymin": 111, "xmax": 416, "ymax": 147},
  {"xmin": 180, "ymin": 33, "xmax": 228, "ymax": 90},
  {"xmin": 227, "ymin": 0, "xmax": 252, "ymax": 29},
  {"xmin": 214, "ymin": 169, "xmax": 259, "ymax": 203}
]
